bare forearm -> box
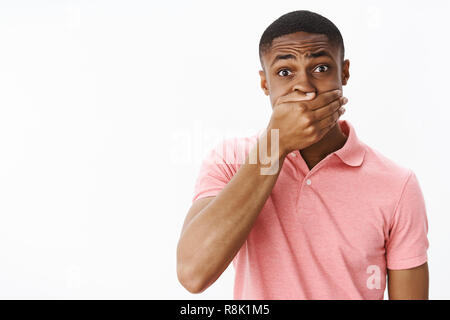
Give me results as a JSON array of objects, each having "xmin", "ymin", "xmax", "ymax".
[
  {"xmin": 177, "ymin": 131, "xmax": 285, "ymax": 292},
  {"xmin": 387, "ymin": 263, "xmax": 429, "ymax": 300}
]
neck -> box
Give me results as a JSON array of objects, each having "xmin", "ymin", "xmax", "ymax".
[{"xmin": 300, "ymin": 121, "xmax": 348, "ymax": 170}]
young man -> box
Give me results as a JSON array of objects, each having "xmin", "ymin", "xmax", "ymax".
[{"xmin": 177, "ymin": 10, "xmax": 429, "ymax": 299}]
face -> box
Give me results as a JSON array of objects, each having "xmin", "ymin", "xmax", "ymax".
[{"xmin": 259, "ymin": 31, "xmax": 350, "ymax": 107}]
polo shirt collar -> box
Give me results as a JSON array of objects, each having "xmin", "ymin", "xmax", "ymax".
[{"xmin": 334, "ymin": 119, "xmax": 366, "ymax": 167}]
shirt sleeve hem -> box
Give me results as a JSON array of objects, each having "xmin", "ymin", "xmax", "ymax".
[{"xmin": 387, "ymin": 253, "xmax": 428, "ymax": 270}]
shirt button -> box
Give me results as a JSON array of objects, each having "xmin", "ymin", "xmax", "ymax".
[{"xmin": 306, "ymin": 179, "xmax": 311, "ymax": 185}]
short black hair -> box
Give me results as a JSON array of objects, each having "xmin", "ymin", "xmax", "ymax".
[{"xmin": 259, "ymin": 10, "xmax": 345, "ymax": 70}]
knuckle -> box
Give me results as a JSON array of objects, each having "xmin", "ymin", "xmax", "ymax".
[
  {"xmin": 310, "ymin": 130, "xmax": 320, "ymax": 141},
  {"xmin": 303, "ymin": 114, "xmax": 314, "ymax": 127},
  {"xmin": 305, "ymin": 125, "xmax": 315, "ymax": 136}
]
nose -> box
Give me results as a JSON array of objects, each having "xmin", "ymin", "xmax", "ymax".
[{"xmin": 292, "ymin": 71, "xmax": 316, "ymax": 98}]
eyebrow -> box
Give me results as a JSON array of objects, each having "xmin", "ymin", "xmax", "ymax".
[{"xmin": 270, "ymin": 50, "xmax": 333, "ymax": 68}]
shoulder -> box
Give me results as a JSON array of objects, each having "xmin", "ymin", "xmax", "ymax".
[
  {"xmin": 362, "ymin": 143, "xmax": 413, "ymax": 186},
  {"xmin": 359, "ymin": 143, "xmax": 422, "ymax": 218}
]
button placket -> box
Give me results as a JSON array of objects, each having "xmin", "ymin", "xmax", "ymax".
[{"xmin": 297, "ymin": 155, "xmax": 336, "ymax": 214}]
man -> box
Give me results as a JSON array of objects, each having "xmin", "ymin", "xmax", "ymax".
[{"xmin": 176, "ymin": 10, "xmax": 429, "ymax": 299}]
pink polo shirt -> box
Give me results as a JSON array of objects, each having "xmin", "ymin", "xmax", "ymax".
[{"xmin": 191, "ymin": 119, "xmax": 429, "ymax": 300}]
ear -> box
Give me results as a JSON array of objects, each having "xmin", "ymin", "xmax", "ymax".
[
  {"xmin": 341, "ymin": 59, "xmax": 350, "ymax": 86},
  {"xmin": 259, "ymin": 70, "xmax": 270, "ymax": 96}
]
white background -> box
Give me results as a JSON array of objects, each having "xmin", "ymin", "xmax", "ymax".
[{"xmin": 0, "ymin": 0, "xmax": 448, "ymax": 299}]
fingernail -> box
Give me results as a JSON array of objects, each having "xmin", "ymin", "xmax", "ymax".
[{"xmin": 343, "ymin": 97, "xmax": 348, "ymax": 104}]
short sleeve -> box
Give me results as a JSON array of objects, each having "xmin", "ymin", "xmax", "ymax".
[
  {"xmin": 191, "ymin": 139, "xmax": 237, "ymax": 203},
  {"xmin": 385, "ymin": 170, "xmax": 429, "ymax": 270}
]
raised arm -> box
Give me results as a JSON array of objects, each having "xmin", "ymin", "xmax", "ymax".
[{"xmin": 176, "ymin": 128, "xmax": 287, "ymax": 294}]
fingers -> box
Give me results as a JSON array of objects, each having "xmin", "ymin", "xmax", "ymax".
[
  {"xmin": 309, "ymin": 88, "xmax": 342, "ymax": 111},
  {"xmin": 315, "ymin": 98, "xmax": 347, "ymax": 132},
  {"xmin": 311, "ymin": 95, "xmax": 347, "ymax": 122}
]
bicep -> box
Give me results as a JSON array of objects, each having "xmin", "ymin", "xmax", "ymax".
[{"xmin": 387, "ymin": 262, "xmax": 429, "ymax": 300}]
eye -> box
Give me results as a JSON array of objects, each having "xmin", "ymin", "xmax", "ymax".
[
  {"xmin": 313, "ymin": 65, "xmax": 329, "ymax": 73},
  {"xmin": 277, "ymin": 68, "xmax": 292, "ymax": 77}
]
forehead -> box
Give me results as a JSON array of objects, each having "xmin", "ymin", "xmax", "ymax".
[{"xmin": 264, "ymin": 31, "xmax": 339, "ymax": 64}]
